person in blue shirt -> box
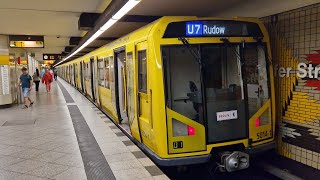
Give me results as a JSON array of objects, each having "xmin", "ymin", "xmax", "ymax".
[
  {"xmin": 41, "ymin": 68, "xmax": 45, "ymax": 77},
  {"xmin": 17, "ymin": 67, "xmax": 34, "ymax": 108}
]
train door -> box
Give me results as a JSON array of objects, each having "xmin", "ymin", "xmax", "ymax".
[
  {"xmin": 69, "ymin": 65, "xmax": 71, "ymax": 83},
  {"xmin": 66, "ymin": 66, "xmax": 69, "ymax": 82},
  {"xmin": 70, "ymin": 65, "xmax": 74, "ymax": 85},
  {"xmin": 136, "ymin": 41, "xmax": 152, "ymax": 144},
  {"xmin": 90, "ymin": 57, "xmax": 96, "ymax": 101},
  {"xmin": 70, "ymin": 65, "xmax": 73, "ymax": 84},
  {"xmin": 125, "ymin": 52, "xmax": 137, "ymax": 131},
  {"xmin": 73, "ymin": 64, "xmax": 77, "ymax": 87},
  {"xmin": 114, "ymin": 49, "xmax": 129, "ymax": 127},
  {"xmin": 110, "ymin": 56, "xmax": 118, "ymax": 118},
  {"xmin": 80, "ymin": 61, "xmax": 84, "ymax": 92}
]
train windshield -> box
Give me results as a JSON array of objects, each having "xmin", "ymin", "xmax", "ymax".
[{"xmin": 162, "ymin": 43, "xmax": 269, "ymax": 142}]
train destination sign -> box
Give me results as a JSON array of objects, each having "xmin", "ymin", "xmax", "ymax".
[
  {"xmin": 186, "ymin": 22, "xmax": 226, "ymax": 36},
  {"xmin": 163, "ymin": 21, "xmax": 263, "ymax": 38}
]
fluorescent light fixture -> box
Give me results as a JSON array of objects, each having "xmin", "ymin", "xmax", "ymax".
[
  {"xmin": 112, "ymin": 0, "xmax": 140, "ymax": 20},
  {"xmin": 92, "ymin": 30, "xmax": 105, "ymax": 39},
  {"xmin": 100, "ymin": 19, "xmax": 118, "ymax": 31},
  {"xmin": 54, "ymin": 0, "xmax": 141, "ymax": 67}
]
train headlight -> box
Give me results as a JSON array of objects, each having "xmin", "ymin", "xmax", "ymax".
[
  {"xmin": 255, "ymin": 118, "xmax": 260, "ymax": 127},
  {"xmin": 188, "ymin": 126, "xmax": 195, "ymax": 136},
  {"xmin": 172, "ymin": 119, "xmax": 195, "ymax": 137}
]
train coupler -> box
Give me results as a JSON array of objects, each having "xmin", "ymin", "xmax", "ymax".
[{"xmin": 218, "ymin": 151, "xmax": 249, "ymax": 172}]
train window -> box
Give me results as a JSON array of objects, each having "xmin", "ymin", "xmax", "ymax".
[
  {"xmin": 104, "ymin": 57, "xmax": 110, "ymax": 89},
  {"xmin": 109, "ymin": 56, "xmax": 116, "ymax": 107},
  {"xmin": 162, "ymin": 46, "xmax": 203, "ymax": 123},
  {"xmin": 109, "ymin": 57, "xmax": 114, "ymax": 83},
  {"xmin": 243, "ymin": 45, "xmax": 269, "ymax": 118},
  {"xmin": 70, "ymin": 65, "xmax": 73, "ymax": 82},
  {"xmin": 138, "ymin": 50, "xmax": 147, "ymax": 93},
  {"xmin": 163, "ymin": 44, "xmax": 246, "ymax": 126},
  {"xmin": 75, "ymin": 64, "xmax": 78, "ymax": 80},
  {"xmin": 84, "ymin": 63, "xmax": 87, "ymax": 80},
  {"xmin": 97, "ymin": 59, "xmax": 105, "ymax": 86},
  {"xmin": 85, "ymin": 63, "xmax": 90, "ymax": 80}
]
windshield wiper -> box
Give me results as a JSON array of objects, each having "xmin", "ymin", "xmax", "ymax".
[
  {"xmin": 178, "ymin": 37, "xmax": 202, "ymax": 65},
  {"xmin": 221, "ymin": 38, "xmax": 242, "ymax": 59}
]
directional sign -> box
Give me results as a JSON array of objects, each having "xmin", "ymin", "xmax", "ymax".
[
  {"xmin": 9, "ymin": 41, "xmax": 44, "ymax": 48},
  {"xmin": 9, "ymin": 35, "xmax": 44, "ymax": 48}
]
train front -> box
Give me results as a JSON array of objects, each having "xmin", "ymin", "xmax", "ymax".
[{"xmin": 158, "ymin": 17, "xmax": 275, "ymax": 172}]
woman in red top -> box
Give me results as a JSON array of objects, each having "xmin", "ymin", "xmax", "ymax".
[{"xmin": 42, "ymin": 69, "xmax": 53, "ymax": 92}]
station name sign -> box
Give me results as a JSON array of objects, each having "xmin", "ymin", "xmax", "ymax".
[
  {"xmin": 163, "ymin": 20, "xmax": 263, "ymax": 38},
  {"xmin": 9, "ymin": 35, "xmax": 44, "ymax": 48},
  {"xmin": 277, "ymin": 63, "xmax": 320, "ymax": 78},
  {"xmin": 43, "ymin": 54, "xmax": 62, "ymax": 61}
]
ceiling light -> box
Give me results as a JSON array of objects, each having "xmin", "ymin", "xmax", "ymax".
[
  {"xmin": 92, "ymin": 30, "xmax": 104, "ymax": 39},
  {"xmin": 100, "ymin": 19, "xmax": 117, "ymax": 31},
  {"xmin": 112, "ymin": 0, "xmax": 140, "ymax": 20},
  {"xmin": 54, "ymin": 0, "xmax": 141, "ymax": 67}
]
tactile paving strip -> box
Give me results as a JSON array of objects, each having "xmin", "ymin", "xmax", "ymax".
[
  {"xmin": 68, "ymin": 105, "xmax": 116, "ymax": 180},
  {"xmin": 57, "ymin": 80, "xmax": 75, "ymax": 103},
  {"xmin": 57, "ymin": 81, "xmax": 116, "ymax": 180}
]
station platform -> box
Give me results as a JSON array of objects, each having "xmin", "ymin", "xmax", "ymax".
[{"xmin": 0, "ymin": 79, "xmax": 168, "ymax": 180}]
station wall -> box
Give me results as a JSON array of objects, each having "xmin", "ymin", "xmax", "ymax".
[{"xmin": 262, "ymin": 3, "xmax": 320, "ymax": 170}]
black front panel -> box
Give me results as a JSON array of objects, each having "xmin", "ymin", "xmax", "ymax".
[{"xmin": 207, "ymin": 100, "xmax": 247, "ymax": 143}]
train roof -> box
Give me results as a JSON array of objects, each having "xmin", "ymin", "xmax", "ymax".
[{"xmin": 59, "ymin": 16, "xmax": 267, "ymax": 66}]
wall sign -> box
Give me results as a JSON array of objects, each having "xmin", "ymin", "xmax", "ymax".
[
  {"xmin": 277, "ymin": 62, "xmax": 320, "ymax": 78},
  {"xmin": 0, "ymin": 65, "xmax": 10, "ymax": 95}
]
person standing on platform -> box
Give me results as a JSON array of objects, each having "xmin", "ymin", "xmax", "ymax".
[
  {"xmin": 53, "ymin": 69, "xmax": 58, "ymax": 81},
  {"xmin": 32, "ymin": 68, "xmax": 41, "ymax": 92},
  {"xmin": 49, "ymin": 69, "xmax": 54, "ymax": 78},
  {"xmin": 42, "ymin": 69, "xmax": 53, "ymax": 93},
  {"xmin": 41, "ymin": 68, "xmax": 45, "ymax": 77},
  {"xmin": 18, "ymin": 67, "xmax": 34, "ymax": 108}
]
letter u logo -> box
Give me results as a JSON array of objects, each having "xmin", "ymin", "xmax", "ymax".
[
  {"xmin": 186, "ymin": 23, "xmax": 203, "ymax": 36},
  {"xmin": 187, "ymin": 24, "xmax": 194, "ymax": 34}
]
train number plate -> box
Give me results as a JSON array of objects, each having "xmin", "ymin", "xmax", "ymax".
[
  {"xmin": 257, "ymin": 130, "xmax": 272, "ymax": 140},
  {"xmin": 216, "ymin": 110, "xmax": 238, "ymax": 121},
  {"xmin": 173, "ymin": 141, "xmax": 183, "ymax": 149}
]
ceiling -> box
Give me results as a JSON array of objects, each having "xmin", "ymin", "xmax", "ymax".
[
  {"xmin": 0, "ymin": 0, "xmax": 111, "ymax": 60},
  {"xmin": 129, "ymin": 0, "xmax": 320, "ymax": 18},
  {"xmin": 0, "ymin": 0, "xmax": 319, "ymax": 63},
  {"xmin": 129, "ymin": 0, "xmax": 320, "ymax": 17},
  {"xmin": 68, "ymin": 0, "xmax": 319, "ymax": 63}
]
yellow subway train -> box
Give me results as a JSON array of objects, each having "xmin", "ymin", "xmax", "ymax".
[{"xmin": 57, "ymin": 16, "xmax": 276, "ymax": 172}]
